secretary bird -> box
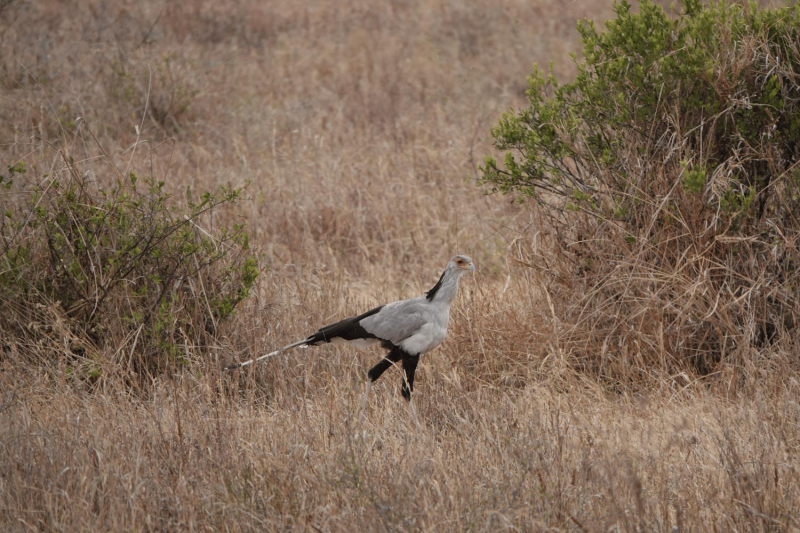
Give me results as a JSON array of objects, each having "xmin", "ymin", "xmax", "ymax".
[{"xmin": 226, "ymin": 255, "xmax": 475, "ymax": 400}]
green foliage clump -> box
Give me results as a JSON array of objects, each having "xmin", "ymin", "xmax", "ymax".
[
  {"xmin": 482, "ymin": 1, "xmax": 800, "ymax": 380},
  {"xmin": 1, "ymin": 157, "xmax": 259, "ymax": 381}
]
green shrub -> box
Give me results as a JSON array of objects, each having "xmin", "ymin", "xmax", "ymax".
[
  {"xmin": 482, "ymin": 0, "xmax": 800, "ymax": 382},
  {"xmin": 1, "ymin": 153, "xmax": 258, "ymax": 382}
]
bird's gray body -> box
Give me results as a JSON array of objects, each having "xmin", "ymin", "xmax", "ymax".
[
  {"xmin": 360, "ymin": 292, "xmax": 452, "ymax": 355},
  {"xmin": 227, "ymin": 255, "xmax": 475, "ymax": 399}
]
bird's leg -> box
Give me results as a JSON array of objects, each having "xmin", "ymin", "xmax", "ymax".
[
  {"xmin": 367, "ymin": 348, "xmax": 402, "ymax": 382},
  {"xmin": 400, "ymin": 354, "xmax": 420, "ymax": 401}
]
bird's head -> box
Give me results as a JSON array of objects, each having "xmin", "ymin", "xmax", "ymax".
[
  {"xmin": 448, "ymin": 254, "xmax": 476, "ymax": 274},
  {"xmin": 425, "ymin": 254, "xmax": 475, "ymax": 301}
]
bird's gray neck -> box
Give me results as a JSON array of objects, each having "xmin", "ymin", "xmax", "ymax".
[{"xmin": 426, "ymin": 269, "xmax": 462, "ymax": 305}]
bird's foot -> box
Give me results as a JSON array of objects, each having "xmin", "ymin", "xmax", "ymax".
[{"xmin": 400, "ymin": 383, "xmax": 412, "ymax": 401}]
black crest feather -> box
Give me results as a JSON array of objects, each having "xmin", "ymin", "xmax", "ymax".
[{"xmin": 425, "ymin": 271, "xmax": 446, "ymax": 301}]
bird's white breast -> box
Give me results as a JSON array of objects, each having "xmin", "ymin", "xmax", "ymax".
[{"xmin": 400, "ymin": 322, "xmax": 448, "ymax": 355}]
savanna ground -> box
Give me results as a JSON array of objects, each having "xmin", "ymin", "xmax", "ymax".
[{"xmin": 2, "ymin": 0, "xmax": 800, "ymax": 531}]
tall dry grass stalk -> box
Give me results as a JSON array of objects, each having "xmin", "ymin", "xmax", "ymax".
[{"xmin": 2, "ymin": 0, "xmax": 799, "ymax": 530}]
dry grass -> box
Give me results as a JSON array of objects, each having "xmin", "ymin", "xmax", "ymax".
[
  {"xmin": 2, "ymin": 0, "xmax": 800, "ymax": 531},
  {"xmin": 5, "ymin": 372, "xmax": 800, "ymax": 531}
]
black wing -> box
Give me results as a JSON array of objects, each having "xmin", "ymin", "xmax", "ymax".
[{"xmin": 305, "ymin": 305, "xmax": 385, "ymax": 345}]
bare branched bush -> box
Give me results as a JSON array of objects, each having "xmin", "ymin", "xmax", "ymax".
[
  {"xmin": 0, "ymin": 138, "xmax": 257, "ymax": 383},
  {"xmin": 483, "ymin": 0, "xmax": 800, "ymax": 385}
]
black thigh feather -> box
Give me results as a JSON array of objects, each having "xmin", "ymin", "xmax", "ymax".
[{"xmin": 367, "ymin": 343, "xmax": 404, "ymax": 382}]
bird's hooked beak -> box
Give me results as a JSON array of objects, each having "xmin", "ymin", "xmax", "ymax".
[{"xmin": 468, "ymin": 261, "xmax": 475, "ymax": 273}]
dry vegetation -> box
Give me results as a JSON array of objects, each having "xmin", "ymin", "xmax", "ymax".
[{"xmin": 2, "ymin": 0, "xmax": 800, "ymax": 531}]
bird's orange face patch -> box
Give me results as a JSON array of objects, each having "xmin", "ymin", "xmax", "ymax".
[{"xmin": 454, "ymin": 256, "xmax": 472, "ymax": 269}]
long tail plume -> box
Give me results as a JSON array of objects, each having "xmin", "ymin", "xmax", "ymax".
[{"xmin": 225, "ymin": 339, "xmax": 308, "ymax": 370}]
